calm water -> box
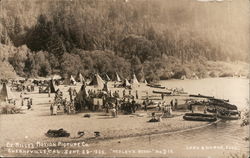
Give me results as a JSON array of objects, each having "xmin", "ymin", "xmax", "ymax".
[{"xmin": 85, "ymin": 78, "xmax": 249, "ymax": 158}]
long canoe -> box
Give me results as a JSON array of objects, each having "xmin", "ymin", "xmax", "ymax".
[
  {"xmin": 147, "ymin": 84, "xmax": 165, "ymax": 89},
  {"xmin": 152, "ymin": 90, "xmax": 172, "ymax": 95},
  {"xmin": 189, "ymin": 94, "xmax": 214, "ymax": 99},
  {"xmin": 183, "ymin": 113, "xmax": 217, "ymax": 122}
]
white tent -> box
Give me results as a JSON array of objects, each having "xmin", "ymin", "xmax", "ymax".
[
  {"xmin": 96, "ymin": 74, "xmax": 105, "ymax": 89},
  {"xmin": 116, "ymin": 72, "xmax": 122, "ymax": 82},
  {"xmin": 89, "ymin": 74, "xmax": 105, "ymax": 89},
  {"xmin": 70, "ymin": 75, "xmax": 76, "ymax": 84},
  {"xmin": 131, "ymin": 74, "xmax": 139, "ymax": 85},
  {"xmin": 79, "ymin": 73, "xmax": 85, "ymax": 83},
  {"xmin": 0, "ymin": 83, "xmax": 15, "ymax": 101},
  {"xmin": 125, "ymin": 79, "xmax": 131, "ymax": 87}
]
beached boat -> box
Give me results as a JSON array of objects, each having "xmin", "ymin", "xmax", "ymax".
[
  {"xmin": 189, "ymin": 94, "xmax": 214, "ymax": 99},
  {"xmin": 147, "ymin": 84, "xmax": 165, "ymax": 89},
  {"xmin": 183, "ymin": 113, "xmax": 217, "ymax": 122},
  {"xmin": 152, "ymin": 90, "xmax": 171, "ymax": 95}
]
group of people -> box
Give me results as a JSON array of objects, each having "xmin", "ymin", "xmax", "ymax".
[
  {"xmin": 20, "ymin": 92, "xmax": 33, "ymax": 110},
  {"xmin": 120, "ymin": 98, "xmax": 138, "ymax": 114},
  {"xmin": 50, "ymin": 88, "xmax": 78, "ymax": 115}
]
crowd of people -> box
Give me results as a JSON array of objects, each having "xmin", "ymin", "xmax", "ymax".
[{"xmin": 1, "ymin": 78, "xmax": 181, "ymax": 118}]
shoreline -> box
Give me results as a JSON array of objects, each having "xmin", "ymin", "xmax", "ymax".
[
  {"xmin": 54, "ymin": 118, "xmax": 221, "ymax": 146},
  {"xmin": 0, "ymin": 116, "xmax": 221, "ymax": 157}
]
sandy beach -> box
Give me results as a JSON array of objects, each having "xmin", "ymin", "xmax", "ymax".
[{"xmin": 0, "ymin": 83, "xmax": 215, "ymax": 157}]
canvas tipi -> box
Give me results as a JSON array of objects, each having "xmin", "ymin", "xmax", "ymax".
[
  {"xmin": 115, "ymin": 72, "xmax": 122, "ymax": 82},
  {"xmin": 119, "ymin": 79, "xmax": 131, "ymax": 88},
  {"xmin": 70, "ymin": 75, "xmax": 76, "ymax": 85},
  {"xmin": 78, "ymin": 73, "xmax": 85, "ymax": 83},
  {"xmin": 131, "ymin": 74, "xmax": 139, "ymax": 85},
  {"xmin": 0, "ymin": 83, "xmax": 14, "ymax": 101},
  {"xmin": 89, "ymin": 74, "xmax": 105, "ymax": 89}
]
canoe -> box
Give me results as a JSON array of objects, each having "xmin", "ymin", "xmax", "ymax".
[
  {"xmin": 189, "ymin": 94, "xmax": 214, "ymax": 99},
  {"xmin": 209, "ymin": 98, "xmax": 229, "ymax": 103},
  {"xmin": 147, "ymin": 84, "xmax": 165, "ymax": 89},
  {"xmin": 152, "ymin": 91, "xmax": 171, "ymax": 95},
  {"xmin": 147, "ymin": 104, "xmax": 159, "ymax": 109},
  {"xmin": 183, "ymin": 113, "xmax": 217, "ymax": 122}
]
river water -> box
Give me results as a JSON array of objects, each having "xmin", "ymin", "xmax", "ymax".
[{"xmin": 86, "ymin": 78, "xmax": 249, "ymax": 158}]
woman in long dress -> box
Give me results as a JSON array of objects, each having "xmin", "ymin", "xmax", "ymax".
[{"xmin": 53, "ymin": 103, "xmax": 57, "ymax": 115}]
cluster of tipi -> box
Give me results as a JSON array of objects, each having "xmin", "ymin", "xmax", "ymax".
[{"xmin": 70, "ymin": 72, "xmax": 143, "ymax": 89}]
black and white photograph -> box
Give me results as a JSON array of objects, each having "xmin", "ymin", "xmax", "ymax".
[{"xmin": 0, "ymin": 0, "xmax": 249, "ymax": 157}]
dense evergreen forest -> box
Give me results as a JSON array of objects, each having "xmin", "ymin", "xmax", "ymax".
[{"xmin": 0, "ymin": 0, "xmax": 249, "ymax": 81}]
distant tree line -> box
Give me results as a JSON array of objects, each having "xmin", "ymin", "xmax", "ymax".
[{"xmin": 0, "ymin": 0, "xmax": 248, "ymax": 81}]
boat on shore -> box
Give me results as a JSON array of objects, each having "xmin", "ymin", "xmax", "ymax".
[
  {"xmin": 147, "ymin": 84, "xmax": 165, "ymax": 89},
  {"xmin": 183, "ymin": 113, "xmax": 217, "ymax": 122},
  {"xmin": 152, "ymin": 90, "xmax": 171, "ymax": 95}
]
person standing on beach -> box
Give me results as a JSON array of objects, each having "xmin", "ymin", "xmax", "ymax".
[
  {"xmin": 30, "ymin": 98, "xmax": 33, "ymax": 106},
  {"xmin": 170, "ymin": 99, "xmax": 174, "ymax": 109},
  {"xmin": 50, "ymin": 104, "xmax": 53, "ymax": 115},
  {"xmin": 115, "ymin": 99, "xmax": 119, "ymax": 116},
  {"xmin": 27, "ymin": 99, "xmax": 31, "ymax": 110},
  {"xmin": 161, "ymin": 93, "xmax": 164, "ymax": 100},
  {"xmin": 174, "ymin": 99, "xmax": 178, "ymax": 110},
  {"xmin": 131, "ymin": 98, "xmax": 136, "ymax": 113},
  {"xmin": 144, "ymin": 98, "xmax": 149, "ymax": 111},
  {"xmin": 105, "ymin": 102, "xmax": 109, "ymax": 113},
  {"xmin": 48, "ymin": 87, "xmax": 51, "ymax": 98},
  {"xmin": 123, "ymin": 89, "xmax": 125, "ymax": 97},
  {"xmin": 68, "ymin": 87, "xmax": 73, "ymax": 102},
  {"xmin": 135, "ymin": 90, "xmax": 138, "ymax": 99}
]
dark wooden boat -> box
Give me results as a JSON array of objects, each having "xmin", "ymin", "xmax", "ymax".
[
  {"xmin": 147, "ymin": 84, "xmax": 165, "ymax": 89},
  {"xmin": 183, "ymin": 113, "xmax": 217, "ymax": 122},
  {"xmin": 209, "ymin": 98, "xmax": 229, "ymax": 103},
  {"xmin": 152, "ymin": 90, "xmax": 171, "ymax": 95},
  {"xmin": 189, "ymin": 94, "xmax": 214, "ymax": 99}
]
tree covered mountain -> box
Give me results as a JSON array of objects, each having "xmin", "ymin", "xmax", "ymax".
[{"xmin": 0, "ymin": 0, "xmax": 249, "ymax": 81}]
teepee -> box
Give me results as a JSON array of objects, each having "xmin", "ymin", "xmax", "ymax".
[
  {"xmin": 119, "ymin": 79, "xmax": 131, "ymax": 88},
  {"xmin": 89, "ymin": 74, "xmax": 105, "ymax": 89},
  {"xmin": 0, "ymin": 83, "xmax": 15, "ymax": 101},
  {"xmin": 78, "ymin": 73, "xmax": 85, "ymax": 83},
  {"xmin": 70, "ymin": 75, "xmax": 76, "ymax": 85},
  {"xmin": 131, "ymin": 74, "xmax": 139, "ymax": 85},
  {"xmin": 115, "ymin": 72, "xmax": 122, "ymax": 82}
]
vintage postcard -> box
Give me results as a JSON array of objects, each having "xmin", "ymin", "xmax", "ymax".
[{"xmin": 0, "ymin": 0, "xmax": 249, "ymax": 157}]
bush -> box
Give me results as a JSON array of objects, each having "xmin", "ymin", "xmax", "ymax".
[
  {"xmin": 209, "ymin": 71, "xmax": 218, "ymax": 78},
  {"xmin": 0, "ymin": 102, "xmax": 23, "ymax": 114},
  {"xmin": 219, "ymin": 72, "xmax": 234, "ymax": 77}
]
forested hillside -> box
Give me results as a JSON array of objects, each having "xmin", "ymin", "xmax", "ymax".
[{"xmin": 0, "ymin": 0, "xmax": 249, "ymax": 81}]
